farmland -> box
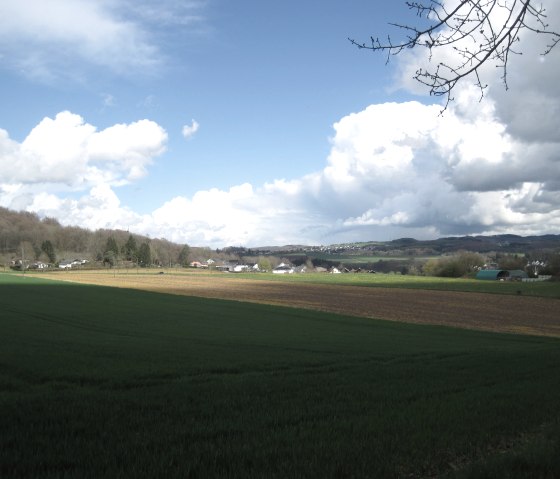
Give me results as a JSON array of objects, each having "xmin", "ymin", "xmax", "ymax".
[
  {"xmin": 30, "ymin": 268, "xmax": 560, "ymax": 337},
  {"xmin": 2, "ymin": 271, "xmax": 560, "ymax": 477}
]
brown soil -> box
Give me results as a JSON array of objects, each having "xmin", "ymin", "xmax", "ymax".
[{"xmin": 38, "ymin": 270, "xmax": 560, "ymax": 338}]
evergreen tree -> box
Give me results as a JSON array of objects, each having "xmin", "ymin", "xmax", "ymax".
[
  {"xmin": 178, "ymin": 245, "xmax": 190, "ymax": 266},
  {"xmin": 138, "ymin": 242, "xmax": 151, "ymax": 267},
  {"xmin": 105, "ymin": 236, "xmax": 119, "ymax": 256},
  {"xmin": 104, "ymin": 236, "xmax": 119, "ymax": 267},
  {"xmin": 41, "ymin": 240, "xmax": 56, "ymax": 263},
  {"xmin": 123, "ymin": 234, "xmax": 138, "ymax": 261}
]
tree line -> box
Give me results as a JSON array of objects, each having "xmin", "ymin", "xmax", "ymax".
[
  {"xmin": 0, "ymin": 207, "xmax": 192, "ymax": 269},
  {"xmin": 422, "ymin": 251, "xmax": 560, "ymax": 278}
]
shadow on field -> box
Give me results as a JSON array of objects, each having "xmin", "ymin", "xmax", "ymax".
[
  {"xmin": 2, "ymin": 273, "xmax": 560, "ymax": 478},
  {"xmin": 15, "ymin": 269, "xmax": 560, "ymax": 338}
]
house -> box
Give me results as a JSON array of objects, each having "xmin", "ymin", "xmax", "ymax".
[
  {"xmin": 216, "ymin": 263, "xmax": 251, "ymax": 273},
  {"xmin": 475, "ymin": 269, "xmax": 528, "ymax": 281},
  {"xmin": 509, "ymin": 270, "xmax": 529, "ymax": 281},
  {"xmin": 232, "ymin": 264, "xmax": 249, "ymax": 273},
  {"xmin": 59, "ymin": 260, "xmax": 74, "ymax": 269},
  {"xmin": 189, "ymin": 261, "xmax": 208, "ymax": 269},
  {"xmin": 31, "ymin": 261, "xmax": 49, "ymax": 269},
  {"xmin": 215, "ymin": 263, "xmax": 232, "ymax": 272},
  {"xmin": 9, "ymin": 259, "xmax": 29, "ymax": 270},
  {"xmin": 273, "ymin": 263, "xmax": 294, "ymax": 274}
]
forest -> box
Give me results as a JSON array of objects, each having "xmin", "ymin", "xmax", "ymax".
[{"xmin": 0, "ymin": 207, "xmax": 198, "ymax": 268}]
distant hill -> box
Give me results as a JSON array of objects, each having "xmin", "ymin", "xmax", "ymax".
[
  {"xmin": 385, "ymin": 234, "xmax": 560, "ymax": 254},
  {"xmin": 251, "ymin": 234, "xmax": 560, "ymax": 256},
  {"xmin": 1, "ymin": 206, "xmax": 559, "ymax": 267}
]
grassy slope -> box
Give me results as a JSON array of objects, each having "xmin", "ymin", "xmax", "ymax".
[{"xmin": 1, "ymin": 273, "xmax": 560, "ymax": 478}]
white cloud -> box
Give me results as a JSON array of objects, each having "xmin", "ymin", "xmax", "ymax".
[
  {"xmin": 114, "ymin": 93, "xmax": 558, "ymax": 247},
  {"xmin": 0, "ymin": 111, "xmax": 167, "ymax": 208},
  {"xmin": 124, "ymin": 0, "xmax": 208, "ymax": 27},
  {"xmin": 3, "ymin": 89, "xmax": 560, "ymax": 248},
  {"xmin": 25, "ymin": 184, "xmax": 143, "ymax": 232},
  {"xmin": 0, "ymin": 0, "xmax": 160, "ymax": 80},
  {"xmin": 88, "ymin": 119, "xmax": 168, "ymax": 181},
  {"xmin": 391, "ymin": 0, "xmax": 560, "ymax": 107},
  {"xmin": 182, "ymin": 120, "xmax": 200, "ymax": 140}
]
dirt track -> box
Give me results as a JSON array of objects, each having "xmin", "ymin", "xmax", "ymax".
[{"xmin": 38, "ymin": 271, "xmax": 560, "ymax": 338}]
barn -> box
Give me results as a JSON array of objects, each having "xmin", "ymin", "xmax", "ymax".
[{"xmin": 476, "ymin": 269, "xmax": 528, "ymax": 281}]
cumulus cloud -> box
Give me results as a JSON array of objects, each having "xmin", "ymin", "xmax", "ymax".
[
  {"xmin": 0, "ymin": 111, "xmax": 167, "ymax": 210},
  {"xmin": 182, "ymin": 120, "xmax": 200, "ymax": 140},
  {"xmin": 391, "ymin": 0, "xmax": 560, "ymax": 107},
  {"xmin": 122, "ymin": 96, "xmax": 560, "ymax": 246},
  {"xmin": 24, "ymin": 184, "xmax": 144, "ymax": 232},
  {"xmin": 6, "ymin": 92, "xmax": 560, "ymax": 248}
]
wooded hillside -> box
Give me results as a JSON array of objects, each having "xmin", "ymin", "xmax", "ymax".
[{"xmin": 0, "ymin": 207, "xmax": 198, "ymax": 267}]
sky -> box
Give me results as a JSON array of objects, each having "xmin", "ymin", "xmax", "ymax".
[{"xmin": 1, "ymin": 0, "xmax": 559, "ymax": 248}]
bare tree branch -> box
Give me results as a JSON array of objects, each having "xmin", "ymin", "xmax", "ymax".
[{"xmin": 350, "ymin": 0, "xmax": 560, "ymax": 112}]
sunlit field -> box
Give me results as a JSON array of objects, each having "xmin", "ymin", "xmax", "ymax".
[
  {"xmin": 2, "ymin": 272, "xmax": 560, "ymax": 478},
  {"xmin": 243, "ymin": 270, "xmax": 560, "ymax": 298},
  {"xmin": 23, "ymin": 265, "xmax": 560, "ymax": 299}
]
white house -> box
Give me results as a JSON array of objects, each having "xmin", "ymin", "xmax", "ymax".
[
  {"xmin": 32, "ymin": 262, "xmax": 50, "ymax": 269},
  {"xmin": 273, "ymin": 263, "xmax": 294, "ymax": 274},
  {"xmin": 189, "ymin": 261, "xmax": 208, "ymax": 269},
  {"xmin": 232, "ymin": 264, "xmax": 250, "ymax": 273}
]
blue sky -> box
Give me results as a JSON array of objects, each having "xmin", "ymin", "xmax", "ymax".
[{"xmin": 1, "ymin": 0, "xmax": 560, "ymax": 247}]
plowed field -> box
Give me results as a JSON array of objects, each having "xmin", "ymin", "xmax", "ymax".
[{"xmin": 38, "ymin": 270, "xmax": 560, "ymax": 337}]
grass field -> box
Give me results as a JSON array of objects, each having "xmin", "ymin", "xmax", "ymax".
[
  {"xmin": 2, "ymin": 272, "xmax": 560, "ymax": 478},
  {"xmin": 232, "ymin": 270, "xmax": 560, "ymax": 299},
  {"xmin": 283, "ymin": 252, "xmax": 435, "ymax": 264},
  {"xmin": 27, "ymin": 266, "xmax": 560, "ymax": 299}
]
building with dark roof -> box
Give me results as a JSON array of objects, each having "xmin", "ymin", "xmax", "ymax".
[{"xmin": 476, "ymin": 269, "xmax": 528, "ymax": 281}]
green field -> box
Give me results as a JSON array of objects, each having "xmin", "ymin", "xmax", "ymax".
[
  {"xmin": 283, "ymin": 252, "xmax": 430, "ymax": 263},
  {"xmin": 162, "ymin": 269, "xmax": 560, "ymax": 299},
  {"xmin": 2, "ymin": 273, "xmax": 560, "ymax": 478},
  {"xmin": 268, "ymin": 272, "xmax": 560, "ymax": 298}
]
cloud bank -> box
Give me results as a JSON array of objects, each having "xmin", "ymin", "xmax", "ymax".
[{"xmin": 2, "ymin": 92, "xmax": 560, "ymax": 247}]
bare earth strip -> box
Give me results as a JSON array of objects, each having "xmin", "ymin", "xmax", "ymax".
[{"xmin": 37, "ymin": 271, "xmax": 560, "ymax": 338}]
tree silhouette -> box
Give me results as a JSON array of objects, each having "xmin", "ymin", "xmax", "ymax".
[
  {"xmin": 123, "ymin": 234, "xmax": 138, "ymax": 261},
  {"xmin": 138, "ymin": 242, "xmax": 152, "ymax": 267},
  {"xmin": 350, "ymin": 0, "xmax": 559, "ymax": 110},
  {"xmin": 41, "ymin": 240, "xmax": 56, "ymax": 264},
  {"xmin": 104, "ymin": 236, "xmax": 119, "ymax": 267},
  {"xmin": 178, "ymin": 245, "xmax": 190, "ymax": 266}
]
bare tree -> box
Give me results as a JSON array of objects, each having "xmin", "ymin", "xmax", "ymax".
[{"xmin": 350, "ymin": 0, "xmax": 559, "ymax": 110}]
